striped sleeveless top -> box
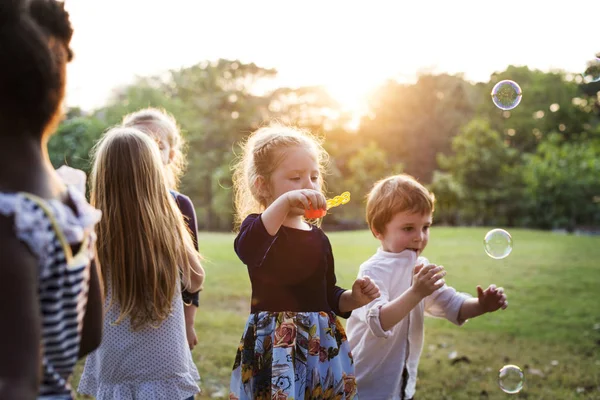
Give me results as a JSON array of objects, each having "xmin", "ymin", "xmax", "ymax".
[{"xmin": 0, "ymin": 186, "xmax": 101, "ymax": 398}]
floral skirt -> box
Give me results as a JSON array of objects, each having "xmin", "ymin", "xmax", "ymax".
[{"xmin": 229, "ymin": 311, "xmax": 358, "ymax": 400}]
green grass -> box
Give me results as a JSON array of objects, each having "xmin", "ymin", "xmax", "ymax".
[{"xmin": 73, "ymin": 228, "xmax": 600, "ymax": 399}]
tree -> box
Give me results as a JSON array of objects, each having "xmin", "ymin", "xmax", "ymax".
[
  {"xmin": 324, "ymin": 141, "xmax": 402, "ymax": 224},
  {"xmin": 48, "ymin": 115, "xmax": 107, "ymax": 174},
  {"xmin": 477, "ymin": 66, "xmax": 595, "ymax": 152},
  {"xmin": 168, "ymin": 59, "xmax": 278, "ymax": 230},
  {"xmin": 437, "ymin": 118, "xmax": 523, "ymax": 225},
  {"xmin": 428, "ymin": 171, "xmax": 464, "ymax": 226},
  {"xmin": 360, "ymin": 74, "xmax": 477, "ymax": 183},
  {"xmin": 522, "ymin": 133, "xmax": 600, "ymax": 231}
]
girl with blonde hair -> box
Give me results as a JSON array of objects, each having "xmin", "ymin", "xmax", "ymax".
[
  {"xmin": 229, "ymin": 124, "xmax": 380, "ymax": 399},
  {"xmin": 122, "ymin": 107, "xmax": 201, "ymax": 349},
  {"xmin": 78, "ymin": 127, "xmax": 204, "ymax": 400}
]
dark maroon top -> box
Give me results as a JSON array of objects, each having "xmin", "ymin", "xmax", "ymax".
[
  {"xmin": 170, "ymin": 190, "xmax": 200, "ymax": 307},
  {"xmin": 234, "ymin": 214, "xmax": 350, "ymax": 318}
]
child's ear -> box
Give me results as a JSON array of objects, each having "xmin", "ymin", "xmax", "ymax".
[
  {"xmin": 254, "ymin": 176, "xmax": 269, "ymax": 199},
  {"xmin": 168, "ymin": 149, "xmax": 176, "ymax": 164},
  {"xmin": 371, "ymin": 227, "xmax": 383, "ymax": 240}
]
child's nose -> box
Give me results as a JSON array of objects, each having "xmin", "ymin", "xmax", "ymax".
[{"xmin": 302, "ymin": 178, "xmax": 315, "ymax": 189}]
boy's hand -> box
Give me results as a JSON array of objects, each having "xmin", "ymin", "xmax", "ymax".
[
  {"xmin": 285, "ymin": 189, "xmax": 326, "ymax": 216},
  {"xmin": 477, "ymin": 284, "xmax": 508, "ymax": 313},
  {"xmin": 411, "ymin": 263, "xmax": 446, "ymax": 298},
  {"xmin": 350, "ymin": 276, "xmax": 380, "ymax": 307}
]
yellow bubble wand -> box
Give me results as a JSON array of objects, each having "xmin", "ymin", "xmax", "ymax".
[{"xmin": 304, "ymin": 191, "xmax": 351, "ymax": 219}]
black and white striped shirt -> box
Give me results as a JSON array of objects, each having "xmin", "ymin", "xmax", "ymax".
[{"xmin": 0, "ymin": 187, "xmax": 101, "ymax": 399}]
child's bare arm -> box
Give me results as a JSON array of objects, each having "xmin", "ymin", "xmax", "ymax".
[
  {"xmin": 78, "ymin": 258, "xmax": 103, "ymax": 358},
  {"xmin": 379, "ymin": 264, "xmax": 445, "ymax": 331},
  {"xmin": 379, "ymin": 289, "xmax": 424, "ymax": 332},
  {"xmin": 183, "ymin": 304, "xmax": 198, "ymax": 350},
  {"xmin": 180, "ymin": 248, "xmax": 202, "ymax": 348},
  {"xmin": 338, "ymin": 276, "xmax": 381, "ymax": 313},
  {"xmin": 0, "ymin": 218, "xmax": 41, "ymax": 399},
  {"xmin": 458, "ymin": 285, "xmax": 508, "ymax": 321},
  {"xmin": 184, "ymin": 248, "xmax": 205, "ymax": 293}
]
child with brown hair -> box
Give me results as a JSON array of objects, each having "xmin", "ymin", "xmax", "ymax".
[{"xmin": 346, "ymin": 174, "xmax": 508, "ymax": 400}]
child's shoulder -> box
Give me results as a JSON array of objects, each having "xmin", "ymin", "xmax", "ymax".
[
  {"xmin": 170, "ymin": 190, "xmax": 195, "ymax": 212},
  {"xmin": 0, "ymin": 189, "xmax": 100, "ymax": 271},
  {"xmin": 170, "ymin": 190, "xmax": 193, "ymax": 203},
  {"xmin": 242, "ymin": 213, "xmax": 261, "ymax": 224},
  {"xmin": 236, "ymin": 213, "xmax": 263, "ymax": 234},
  {"xmin": 358, "ymin": 251, "xmax": 392, "ymax": 274}
]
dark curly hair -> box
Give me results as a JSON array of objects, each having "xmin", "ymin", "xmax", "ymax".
[{"xmin": 0, "ymin": 0, "xmax": 74, "ymax": 137}]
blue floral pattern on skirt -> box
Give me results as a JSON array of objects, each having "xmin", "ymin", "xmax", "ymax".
[{"xmin": 229, "ymin": 311, "xmax": 357, "ymax": 400}]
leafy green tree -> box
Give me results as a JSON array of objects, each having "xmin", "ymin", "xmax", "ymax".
[
  {"xmin": 360, "ymin": 74, "xmax": 477, "ymax": 183},
  {"xmin": 437, "ymin": 118, "xmax": 523, "ymax": 225},
  {"xmin": 522, "ymin": 133, "xmax": 600, "ymax": 231},
  {"xmin": 48, "ymin": 115, "xmax": 107, "ymax": 174},
  {"xmin": 428, "ymin": 171, "xmax": 464, "ymax": 226},
  {"xmin": 477, "ymin": 66, "xmax": 595, "ymax": 152}
]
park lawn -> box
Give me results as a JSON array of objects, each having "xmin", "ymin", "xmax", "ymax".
[{"xmin": 72, "ymin": 227, "xmax": 600, "ymax": 399}]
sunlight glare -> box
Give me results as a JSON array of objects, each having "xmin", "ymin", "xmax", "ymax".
[{"xmin": 322, "ymin": 75, "xmax": 383, "ymax": 131}]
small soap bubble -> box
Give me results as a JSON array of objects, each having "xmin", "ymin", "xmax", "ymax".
[
  {"xmin": 484, "ymin": 229, "xmax": 513, "ymax": 260},
  {"xmin": 582, "ymin": 61, "xmax": 600, "ymax": 83},
  {"xmin": 498, "ymin": 364, "xmax": 524, "ymax": 394},
  {"xmin": 491, "ymin": 80, "xmax": 522, "ymax": 110}
]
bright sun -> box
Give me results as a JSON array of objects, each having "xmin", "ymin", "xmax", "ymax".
[
  {"xmin": 323, "ymin": 77, "xmax": 383, "ymax": 131},
  {"xmin": 253, "ymin": 71, "xmax": 385, "ymax": 131}
]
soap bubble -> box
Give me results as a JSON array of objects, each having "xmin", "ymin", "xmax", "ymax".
[
  {"xmin": 491, "ymin": 80, "xmax": 522, "ymax": 110},
  {"xmin": 582, "ymin": 61, "xmax": 600, "ymax": 83},
  {"xmin": 498, "ymin": 365, "xmax": 524, "ymax": 394},
  {"xmin": 484, "ymin": 229, "xmax": 513, "ymax": 260}
]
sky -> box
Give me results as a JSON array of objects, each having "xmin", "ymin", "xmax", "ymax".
[{"xmin": 63, "ymin": 0, "xmax": 599, "ymax": 115}]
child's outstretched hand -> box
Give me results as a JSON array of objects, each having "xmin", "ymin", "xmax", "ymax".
[
  {"xmin": 350, "ymin": 276, "xmax": 380, "ymax": 307},
  {"xmin": 477, "ymin": 284, "xmax": 508, "ymax": 313},
  {"xmin": 411, "ymin": 263, "xmax": 446, "ymax": 298}
]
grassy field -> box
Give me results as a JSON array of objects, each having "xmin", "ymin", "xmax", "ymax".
[{"xmin": 73, "ymin": 227, "xmax": 600, "ymax": 399}]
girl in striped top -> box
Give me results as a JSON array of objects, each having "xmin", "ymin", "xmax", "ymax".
[{"xmin": 0, "ymin": 1, "xmax": 104, "ymax": 399}]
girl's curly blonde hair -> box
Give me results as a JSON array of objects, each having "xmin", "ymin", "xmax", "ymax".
[{"xmin": 231, "ymin": 123, "xmax": 329, "ymax": 230}]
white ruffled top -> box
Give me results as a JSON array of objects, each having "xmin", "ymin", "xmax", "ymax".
[
  {"xmin": 0, "ymin": 186, "xmax": 101, "ymax": 275},
  {"xmin": 0, "ymin": 186, "xmax": 102, "ymax": 398}
]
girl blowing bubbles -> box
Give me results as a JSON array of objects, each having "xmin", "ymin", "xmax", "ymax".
[
  {"xmin": 77, "ymin": 128, "xmax": 204, "ymax": 400},
  {"xmin": 229, "ymin": 124, "xmax": 380, "ymax": 400}
]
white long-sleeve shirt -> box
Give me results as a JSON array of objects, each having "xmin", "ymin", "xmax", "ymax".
[{"xmin": 346, "ymin": 248, "xmax": 471, "ymax": 400}]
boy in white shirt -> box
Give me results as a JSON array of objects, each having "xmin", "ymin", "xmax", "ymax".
[{"xmin": 346, "ymin": 174, "xmax": 508, "ymax": 400}]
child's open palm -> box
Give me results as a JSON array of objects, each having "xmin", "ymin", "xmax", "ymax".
[
  {"xmin": 412, "ymin": 263, "xmax": 446, "ymax": 298},
  {"xmin": 477, "ymin": 284, "xmax": 508, "ymax": 313},
  {"xmin": 350, "ymin": 276, "xmax": 380, "ymax": 307}
]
